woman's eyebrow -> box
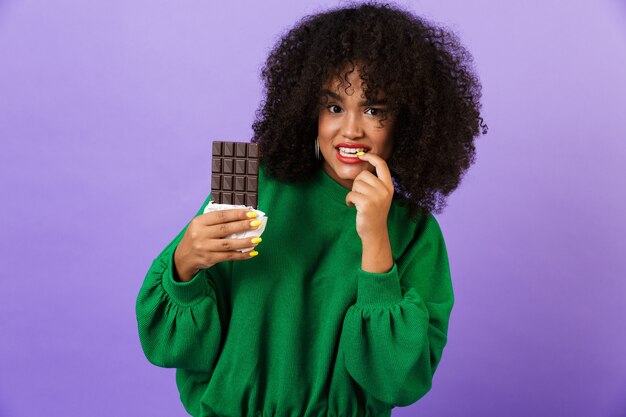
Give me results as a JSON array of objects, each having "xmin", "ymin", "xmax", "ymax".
[{"xmin": 320, "ymin": 89, "xmax": 388, "ymax": 106}]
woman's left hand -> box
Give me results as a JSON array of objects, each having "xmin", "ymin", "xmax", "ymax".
[{"xmin": 345, "ymin": 152, "xmax": 394, "ymax": 242}]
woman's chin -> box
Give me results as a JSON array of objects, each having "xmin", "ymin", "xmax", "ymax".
[{"xmin": 333, "ymin": 164, "xmax": 365, "ymax": 178}]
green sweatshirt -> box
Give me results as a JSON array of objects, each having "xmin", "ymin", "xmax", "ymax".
[{"xmin": 136, "ymin": 164, "xmax": 454, "ymax": 417}]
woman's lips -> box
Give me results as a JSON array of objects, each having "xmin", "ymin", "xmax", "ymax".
[
  {"xmin": 335, "ymin": 149, "xmax": 365, "ymax": 164},
  {"xmin": 335, "ymin": 142, "xmax": 371, "ymax": 150}
]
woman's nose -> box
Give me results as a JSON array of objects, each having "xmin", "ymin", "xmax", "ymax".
[{"xmin": 340, "ymin": 112, "xmax": 363, "ymax": 139}]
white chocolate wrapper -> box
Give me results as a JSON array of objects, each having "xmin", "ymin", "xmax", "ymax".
[{"xmin": 202, "ymin": 201, "xmax": 268, "ymax": 252}]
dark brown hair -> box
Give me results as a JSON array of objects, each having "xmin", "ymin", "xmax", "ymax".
[{"xmin": 252, "ymin": 1, "xmax": 488, "ymax": 219}]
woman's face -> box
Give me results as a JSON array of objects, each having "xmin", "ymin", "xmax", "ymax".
[{"xmin": 317, "ymin": 65, "xmax": 395, "ymax": 190}]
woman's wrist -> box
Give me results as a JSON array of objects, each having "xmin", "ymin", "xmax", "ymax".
[
  {"xmin": 173, "ymin": 247, "xmax": 199, "ymax": 282},
  {"xmin": 174, "ymin": 264, "xmax": 199, "ymax": 283},
  {"xmin": 360, "ymin": 230, "xmax": 394, "ymax": 273}
]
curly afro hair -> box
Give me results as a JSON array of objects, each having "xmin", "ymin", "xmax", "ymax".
[{"xmin": 251, "ymin": 1, "xmax": 488, "ymax": 219}]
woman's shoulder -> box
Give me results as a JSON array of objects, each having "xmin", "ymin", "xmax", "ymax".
[
  {"xmin": 389, "ymin": 196, "xmax": 428, "ymax": 226},
  {"xmin": 388, "ymin": 198, "xmax": 445, "ymax": 252}
]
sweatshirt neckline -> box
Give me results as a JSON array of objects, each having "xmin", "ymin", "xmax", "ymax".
[{"xmin": 311, "ymin": 166, "xmax": 351, "ymax": 203}]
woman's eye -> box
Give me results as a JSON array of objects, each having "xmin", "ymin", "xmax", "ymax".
[
  {"xmin": 365, "ymin": 108, "xmax": 385, "ymax": 116},
  {"xmin": 326, "ymin": 105, "xmax": 342, "ymax": 113}
]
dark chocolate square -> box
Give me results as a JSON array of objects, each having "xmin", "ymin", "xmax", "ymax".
[
  {"xmin": 235, "ymin": 159, "xmax": 246, "ymax": 175},
  {"xmin": 223, "ymin": 159, "xmax": 233, "ymax": 174},
  {"xmin": 212, "ymin": 158, "xmax": 221, "ymax": 173},
  {"xmin": 234, "ymin": 193, "xmax": 246, "ymax": 205},
  {"xmin": 211, "ymin": 174, "xmax": 221, "ymax": 190},
  {"xmin": 224, "ymin": 142, "xmax": 234, "ymax": 157},
  {"xmin": 212, "ymin": 142, "xmax": 222, "ymax": 156},
  {"xmin": 246, "ymin": 176, "xmax": 257, "ymax": 192},
  {"xmin": 236, "ymin": 142, "xmax": 247, "ymax": 157},
  {"xmin": 223, "ymin": 176, "xmax": 233, "ymax": 191}
]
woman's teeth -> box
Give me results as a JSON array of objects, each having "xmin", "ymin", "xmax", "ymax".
[{"xmin": 338, "ymin": 147, "xmax": 368, "ymax": 157}]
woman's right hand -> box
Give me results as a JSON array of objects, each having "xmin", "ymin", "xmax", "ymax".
[{"xmin": 173, "ymin": 209, "xmax": 263, "ymax": 282}]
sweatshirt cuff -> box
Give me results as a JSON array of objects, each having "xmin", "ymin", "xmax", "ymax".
[
  {"xmin": 356, "ymin": 263, "xmax": 403, "ymax": 308},
  {"xmin": 161, "ymin": 247, "xmax": 209, "ymax": 305}
]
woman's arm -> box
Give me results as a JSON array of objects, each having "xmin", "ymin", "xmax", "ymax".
[
  {"xmin": 339, "ymin": 213, "xmax": 454, "ymax": 406},
  {"xmin": 135, "ymin": 194, "xmax": 231, "ymax": 372}
]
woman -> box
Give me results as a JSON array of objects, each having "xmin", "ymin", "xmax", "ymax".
[{"xmin": 136, "ymin": 2, "xmax": 487, "ymax": 416}]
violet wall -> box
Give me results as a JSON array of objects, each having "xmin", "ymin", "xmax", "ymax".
[{"xmin": 1, "ymin": 0, "xmax": 625, "ymax": 416}]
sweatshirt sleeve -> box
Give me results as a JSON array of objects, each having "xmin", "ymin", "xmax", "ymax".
[
  {"xmin": 339, "ymin": 213, "xmax": 454, "ymax": 407},
  {"xmin": 135, "ymin": 193, "xmax": 232, "ymax": 372}
]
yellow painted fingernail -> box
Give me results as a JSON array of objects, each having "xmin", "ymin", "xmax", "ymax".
[
  {"xmin": 249, "ymin": 250, "xmax": 259, "ymax": 257},
  {"xmin": 356, "ymin": 151, "xmax": 365, "ymax": 156},
  {"xmin": 251, "ymin": 237, "xmax": 262, "ymax": 244},
  {"xmin": 250, "ymin": 220, "xmax": 262, "ymax": 227},
  {"xmin": 246, "ymin": 211, "xmax": 257, "ymax": 218}
]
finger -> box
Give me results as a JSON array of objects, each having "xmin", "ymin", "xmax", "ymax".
[
  {"xmin": 351, "ymin": 177, "xmax": 378, "ymax": 196},
  {"xmin": 356, "ymin": 152, "xmax": 393, "ymax": 190},
  {"xmin": 345, "ymin": 190, "xmax": 367, "ymax": 209},
  {"xmin": 197, "ymin": 208, "xmax": 258, "ymax": 226},
  {"xmin": 206, "ymin": 218, "xmax": 263, "ymax": 239},
  {"xmin": 353, "ymin": 170, "xmax": 385, "ymax": 190},
  {"xmin": 206, "ymin": 236, "xmax": 263, "ymax": 252},
  {"xmin": 209, "ymin": 249, "xmax": 260, "ymax": 264}
]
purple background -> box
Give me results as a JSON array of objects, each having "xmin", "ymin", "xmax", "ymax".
[{"xmin": 1, "ymin": 0, "xmax": 625, "ymax": 416}]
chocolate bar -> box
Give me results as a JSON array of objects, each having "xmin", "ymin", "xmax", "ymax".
[{"xmin": 211, "ymin": 141, "xmax": 259, "ymax": 208}]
